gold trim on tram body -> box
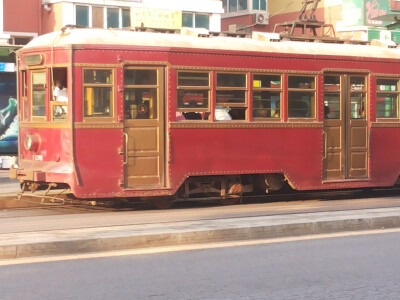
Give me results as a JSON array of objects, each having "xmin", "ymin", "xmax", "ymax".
[
  {"xmin": 19, "ymin": 122, "xmax": 124, "ymax": 129},
  {"xmin": 19, "ymin": 122, "xmax": 71, "ymax": 129},
  {"xmin": 371, "ymin": 122, "xmax": 400, "ymax": 128},
  {"xmin": 74, "ymin": 122, "xmax": 124, "ymax": 129},
  {"xmin": 170, "ymin": 122, "xmax": 323, "ymax": 129},
  {"xmin": 322, "ymin": 68, "xmax": 371, "ymax": 74}
]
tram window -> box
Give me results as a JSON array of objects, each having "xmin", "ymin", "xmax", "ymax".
[
  {"xmin": 376, "ymin": 78, "xmax": 399, "ymax": 119},
  {"xmin": 350, "ymin": 93, "xmax": 366, "ymax": 119},
  {"xmin": 176, "ymin": 71, "xmax": 210, "ymax": 121},
  {"xmin": 31, "ymin": 71, "xmax": 46, "ymax": 118},
  {"xmin": 288, "ymin": 76, "xmax": 316, "ymax": 119},
  {"xmin": 350, "ymin": 77, "xmax": 365, "ymax": 91},
  {"xmin": 252, "ymin": 74, "xmax": 281, "ymax": 119},
  {"xmin": 124, "ymin": 70, "xmax": 157, "ymax": 85},
  {"xmin": 217, "ymin": 73, "xmax": 246, "ymax": 88},
  {"xmin": 124, "ymin": 69, "xmax": 158, "ymax": 120},
  {"xmin": 216, "ymin": 73, "xmax": 247, "ymax": 120},
  {"xmin": 324, "ymin": 76, "xmax": 341, "ymax": 119},
  {"xmin": 52, "ymin": 68, "xmax": 68, "ymax": 121},
  {"xmin": 350, "ymin": 76, "xmax": 366, "ymax": 119},
  {"xmin": 83, "ymin": 69, "xmax": 113, "ymax": 118},
  {"xmin": 124, "ymin": 88, "xmax": 158, "ymax": 119}
]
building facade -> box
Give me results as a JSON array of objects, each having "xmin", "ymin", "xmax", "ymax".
[
  {"xmin": 221, "ymin": 0, "xmax": 400, "ymax": 43},
  {"xmin": 40, "ymin": 0, "xmax": 223, "ymax": 33}
]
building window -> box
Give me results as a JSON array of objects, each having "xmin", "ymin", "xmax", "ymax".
[
  {"xmin": 182, "ymin": 13, "xmax": 210, "ymax": 30},
  {"xmin": 83, "ymin": 69, "xmax": 113, "ymax": 118},
  {"xmin": 376, "ymin": 78, "xmax": 399, "ymax": 119},
  {"xmin": 122, "ymin": 9, "xmax": 131, "ymax": 27},
  {"xmin": 223, "ymin": 0, "xmax": 249, "ymax": 13},
  {"xmin": 252, "ymin": 74, "xmax": 281, "ymax": 119},
  {"xmin": 75, "ymin": 5, "xmax": 131, "ymax": 29},
  {"xmin": 9, "ymin": 36, "xmax": 33, "ymax": 45},
  {"xmin": 288, "ymin": 76, "xmax": 316, "ymax": 118},
  {"xmin": 253, "ymin": 0, "xmax": 266, "ymax": 10},
  {"xmin": 76, "ymin": 5, "xmax": 89, "ymax": 27},
  {"xmin": 107, "ymin": 8, "xmax": 119, "ymax": 28},
  {"xmin": 92, "ymin": 7, "xmax": 104, "ymax": 28}
]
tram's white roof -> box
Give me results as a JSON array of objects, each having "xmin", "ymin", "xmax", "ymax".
[{"xmin": 23, "ymin": 27, "xmax": 400, "ymax": 60}]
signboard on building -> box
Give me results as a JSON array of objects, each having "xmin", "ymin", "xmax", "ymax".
[
  {"xmin": 342, "ymin": 0, "xmax": 391, "ymax": 26},
  {"xmin": 364, "ymin": 0, "xmax": 389, "ymax": 25},
  {"xmin": 390, "ymin": 0, "xmax": 400, "ymax": 11},
  {"xmin": 132, "ymin": 8, "xmax": 182, "ymax": 29},
  {"xmin": 342, "ymin": 0, "xmax": 363, "ymax": 26}
]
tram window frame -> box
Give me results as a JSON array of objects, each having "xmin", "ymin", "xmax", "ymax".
[
  {"xmin": 287, "ymin": 75, "xmax": 316, "ymax": 120},
  {"xmin": 375, "ymin": 78, "xmax": 399, "ymax": 120},
  {"xmin": 323, "ymin": 75, "xmax": 341, "ymax": 120},
  {"xmin": 176, "ymin": 71, "xmax": 210, "ymax": 121},
  {"xmin": 349, "ymin": 76, "xmax": 367, "ymax": 120},
  {"xmin": 252, "ymin": 73, "xmax": 282, "ymax": 120},
  {"xmin": 82, "ymin": 68, "xmax": 114, "ymax": 122},
  {"xmin": 30, "ymin": 70, "xmax": 47, "ymax": 121},
  {"xmin": 123, "ymin": 68, "xmax": 159, "ymax": 120},
  {"xmin": 216, "ymin": 72, "xmax": 247, "ymax": 120},
  {"xmin": 21, "ymin": 70, "xmax": 28, "ymax": 121}
]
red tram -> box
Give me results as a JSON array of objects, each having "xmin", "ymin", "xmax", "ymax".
[{"xmin": 11, "ymin": 27, "xmax": 400, "ymax": 207}]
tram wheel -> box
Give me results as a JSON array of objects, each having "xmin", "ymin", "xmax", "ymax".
[
  {"xmin": 218, "ymin": 176, "xmax": 243, "ymax": 205},
  {"xmin": 218, "ymin": 195, "xmax": 241, "ymax": 206},
  {"xmin": 152, "ymin": 197, "xmax": 174, "ymax": 209}
]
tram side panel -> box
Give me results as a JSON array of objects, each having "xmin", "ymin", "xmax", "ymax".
[
  {"xmin": 168, "ymin": 127, "xmax": 323, "ymax": 191},
  {"xmin": 17, "ymin": 127, "xmax": 74, "ymax": 184},
  {"xmin": 369, "ymin": 127, "xmax": 400, "ymax": 186}
]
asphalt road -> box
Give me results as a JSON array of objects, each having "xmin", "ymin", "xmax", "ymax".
[{"xmin": 2, "ymin": 230, "xmax": 400, "ymax": 300}]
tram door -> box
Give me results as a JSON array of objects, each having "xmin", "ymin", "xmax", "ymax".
[
  {"xmin": 323, "ymin": 74, "xmax": 368, "ymax": 180},
  {"xmin": 123, "ymin": 67, "xmax": 165, "ymax": 188}
]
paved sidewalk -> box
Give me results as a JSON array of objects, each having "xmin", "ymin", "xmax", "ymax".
[{"xmin": 1, "ymin": 206, "xmax": 400, "ymax": 260}]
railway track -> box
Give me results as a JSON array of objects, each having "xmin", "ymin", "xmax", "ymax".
[{"xmin": 3, "ymin": 187, "xmax": 400, "ymax": 220}]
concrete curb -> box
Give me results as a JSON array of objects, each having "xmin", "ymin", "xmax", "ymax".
[{"xmin": 1, "ymin": 207, "xmax": 400, "ymax": 259}]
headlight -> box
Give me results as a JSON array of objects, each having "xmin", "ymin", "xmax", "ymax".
[{"xmin": 24, "ymin": 134, "xmax": 41, "ymax": 152}]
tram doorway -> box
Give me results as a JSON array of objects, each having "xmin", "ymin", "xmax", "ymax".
[
  {"xmin": 123, "ymin": 67, "xmax": 165, "ymax": 188},
  {"xmin": 323, "ymin": 74, "xmax": 369, "ymax": 180}
]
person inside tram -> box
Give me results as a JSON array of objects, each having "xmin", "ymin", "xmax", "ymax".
[
  {"xmin": 182, "ymin": 101, "xmax": 202, "ymax": 120},
  {"xmin": 53, "ymin": 80, "xmax": 68, "ymax": 116},
  {"xmin": 324, "ymin": 105, "xmax": 330, "ymax": 119},
  {"xmin": 215, "ymin": 106, "xmax": 232, "ymax": 120}
]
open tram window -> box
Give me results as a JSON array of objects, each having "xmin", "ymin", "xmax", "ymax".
[
  {"xmin": 83, "ymin": 69, "xmax": 113, "ymax": 119},
  {"xmin": 31, "ymin": 71, "xmax": 46, "ymax": 119},
  {"xmin": 252, "ymin": 74, "xmax": 281, "ymax": 119},
  {"xmin": 376, "ymin": 78, "xmax": 399, "ymax": 119},
  {"xmin": 350, "ymin": 76, "xmax": 366, "ymax": 119},
  {"xmin": 216, "ymin": 73, "xmax": 247, "ymax": 120},
  {"xmin": 288, "ymin": 75, "xmax": 316, "ymax": 119},
  {"xmin": 124, "ymin": 69, "xmax": 158, "ymax": 120},
  {"xmin": 177, "ymin": 71, "xmax": 210, "ymax": 121},
  {"xmin": 324, "ymin": 75, "xmax": 341, "ymax": 119},
  {"xmin": 51, "ymin": 67, "xmax": 68, "ymax": 121}
]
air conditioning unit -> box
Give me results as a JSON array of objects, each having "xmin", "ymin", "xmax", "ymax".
[{"xmin": 254, "ymin": 13, "xmax": 269, "ymax": 25}]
